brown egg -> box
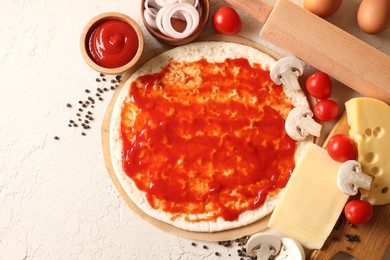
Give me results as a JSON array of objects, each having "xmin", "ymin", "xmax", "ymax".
[
  {"xmin": 358, "ymin": 0, "xmax": 390, "ymax": 34},
  {"xmin": 304, "ymin": 0, "xmax": 343, "ymax": 18}
]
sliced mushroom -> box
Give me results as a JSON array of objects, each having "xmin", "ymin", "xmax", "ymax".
[
  {"xmin": 246, "ymin": 233, "xmax": 282, "ymax": 260},
  {"xmin": 275, "ymin": 238, "xmax": 305, "ymax": 260},
  {"xmin": 285, "ymin": 106, "xmax": 322, "ymax": 141},
  {"xmin": 270, "ymin": 56, "xmax": 304, "ymax": 91},
  {"xmin": 337, "ymin": 160, "xmax": 373, "ymax": 196}
]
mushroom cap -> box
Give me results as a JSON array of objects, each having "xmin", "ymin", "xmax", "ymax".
[
  {"xmin": 270, "ymin": 56, "xmax": 304, "ymax": 85},
  {"xmin": 274, "ymin": 238, "xmax": 305, "ymax": 260},
  {"xmin": 337, "ymin": 160, "xmax": 373, "ymax": 196},
  {"xmin": 246, "ymin": 233, "xmax": 282, "ymax": 257},
  {"xmin": 285, "ymin": 106, "xmax": 319, "ymax": 141}
]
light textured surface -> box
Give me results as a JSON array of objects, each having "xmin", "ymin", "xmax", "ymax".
[{"xmin": 0, "ymin": 0, "xmax": 389, "ymax": 259}]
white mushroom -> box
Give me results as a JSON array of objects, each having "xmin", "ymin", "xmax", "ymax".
[
  {"xmin": 275, "ymin": 238, "xmax": 305, "ymax": 260},
  {"xmin": 337, "ymin": 160, "xmax": 373, "ymax": 196},
  {"xmin": 246, "ymin": 233, "xmax": 282, "ymax": 260},
  {"xmin": 270, "ymin": 56, "xmax": 304, "ymax": 91},
  {"xmin": 285, "ymin": 106, "xmax": 322, "ymax": 141}
]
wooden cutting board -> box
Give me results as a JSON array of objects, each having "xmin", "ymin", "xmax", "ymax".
[{"xmin": 311, "ymin": 113, "xmax": 390, "ymax": 260}]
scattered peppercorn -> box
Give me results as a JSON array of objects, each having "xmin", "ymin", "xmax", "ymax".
[
  {"xmin": 202, "ymin": 245, "xmax": 208, "ymax": 249},
  {"xmin": 54, "ymin": 136, "xmax": 59, "ymax": 140},
  {"xmin": 215, "ymin": 252, "xmax": 220, "ymax": 256},
  {"xmin": 191, "ymin": 242, "xmax": 197, "ymax": 247},
  {"xmin": 64, "ymin": 73, "xmax": 122, "ymax": 139},
  {"xmin": 344, "ymin": 234, "xmax": 360, "ymax": 242}
]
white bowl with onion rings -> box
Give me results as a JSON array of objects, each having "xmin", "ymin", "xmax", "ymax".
[{"xmin": 141, "ymin": 0, "xmax": 210, "ymax": 45}]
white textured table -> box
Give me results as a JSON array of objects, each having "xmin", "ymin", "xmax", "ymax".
[{"xmin": 1, "ymin": 0, "xmax": 389, "ymax": 259}]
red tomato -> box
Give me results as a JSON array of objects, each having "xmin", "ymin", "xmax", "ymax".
[
  {"xmin": 327, "ymin": 134, "xmax": 357, "ymax": 162},
  {"xmin": 305, "ymin": 72, "xmax": 332, "ymax": 100},
  {"xmin": 212, "ymin": 6, "xmax": 242, "ymax": 35},
  {"xmin": 313, "ymin": 99, "xmax": 339, "ymax": 121},
  {"xmin": 344, "ymin": 200, "xmax": 373, "ymax": 224}
]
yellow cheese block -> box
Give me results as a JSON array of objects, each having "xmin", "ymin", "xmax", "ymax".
[
  {"xmin": 345, "ymin": 97, "xmax": 390, "ymax": 205},
  {"xmin": 268, "ymin": 143, "xmax": 348, "ymax": 250}
]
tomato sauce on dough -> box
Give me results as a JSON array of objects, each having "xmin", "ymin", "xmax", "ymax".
[
  {"xmin": 88, "ymin": 19, "xmax": 138, "ymax": 68},
  {"xmin": 120, "ymin": 58, "xmax": 295, "ymax": 222}
]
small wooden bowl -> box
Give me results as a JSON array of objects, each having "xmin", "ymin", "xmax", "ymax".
[
  {"xmin": 80, "ymin": 12, "xmax": 144, "ymax": 75},
  {"xmin": 141, "ymin": 0, "xmax": 210, "ymax": 46}
]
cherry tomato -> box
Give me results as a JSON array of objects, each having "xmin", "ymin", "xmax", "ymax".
[
  {"xmin": 344, "ymin": 200, "xmax": 374, "ymax": 224},
  {"xmin": 212, "ymin": 6, "xmax": 242, "ymax": 35},
  {"xmin": 327, "ymin": 134, "xmax": 357, "ymax": 162},
  {"xmin": 313, "ymin": 99, "xmax": 339, "ymax": 121},
  {"xmin": 305, "ymin": 72, "xmax": 332, "ymax": 100}
]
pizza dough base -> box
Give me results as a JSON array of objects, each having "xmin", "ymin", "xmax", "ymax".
[{"xmin": 110, "ymin": 41, "xmax": 309, "ymax": 232}]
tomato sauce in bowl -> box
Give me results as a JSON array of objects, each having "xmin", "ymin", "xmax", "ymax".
[
  {"xmin": 80, "ymin": 13, "xmax": 144, "ymax": 74},
  {"xmin": 88, "ymin": 19, "xmax": 139, "ymax": 69}
]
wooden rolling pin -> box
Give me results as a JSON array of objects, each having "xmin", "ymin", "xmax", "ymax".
[{"xmin": 225, "ymin": 0, "xmax": 390, "ymax": 104}]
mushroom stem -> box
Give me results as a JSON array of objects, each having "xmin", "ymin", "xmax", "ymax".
[
  {"xmin": 270, "ymin": 56, "xmax": 304, "ymax": 92},
  {"xmin": 279, "ymin": 69, "xmax": 301, "ymax": 91},
  {"xmin": 337, "ymin": 160, "xmax": 373, "ymax": 196},
  {"xmin": 285, "ymin": 106, "xmax": 322, "ymax": 141},
  {"xmin": 299, "ymin": 116, "xmax": 322, "ymax": 137},
  {"xmin": 255, "ymin": 245, "xmax": 276, "ymax": 260}
]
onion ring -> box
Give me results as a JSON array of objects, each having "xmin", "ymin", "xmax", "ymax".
[
  {"xmin": 155, "ymin": 5, "xmax": 170, "ymax": 36},
  {"xmin": 145, "ymin": 0, "xmax": 160, "ymax": 9},
  {"xmin": 155, "ymin": 0, "xmax": 178, "ymax": 7},
  {"xmin": 161, "ymin": 3, "xmax": 199, "ymax": 39},
  {"xmin": 143, "ymin": 7, "xmax": 158, "ymax": 30}
]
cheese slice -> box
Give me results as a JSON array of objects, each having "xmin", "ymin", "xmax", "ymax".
[
  {"xmin": 345, "ymin": 97, "xmax": 390, "ymax": 205},
  {"xmin": 268, "ymin": 143, "xmax": 348, "ymax": 250}
]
